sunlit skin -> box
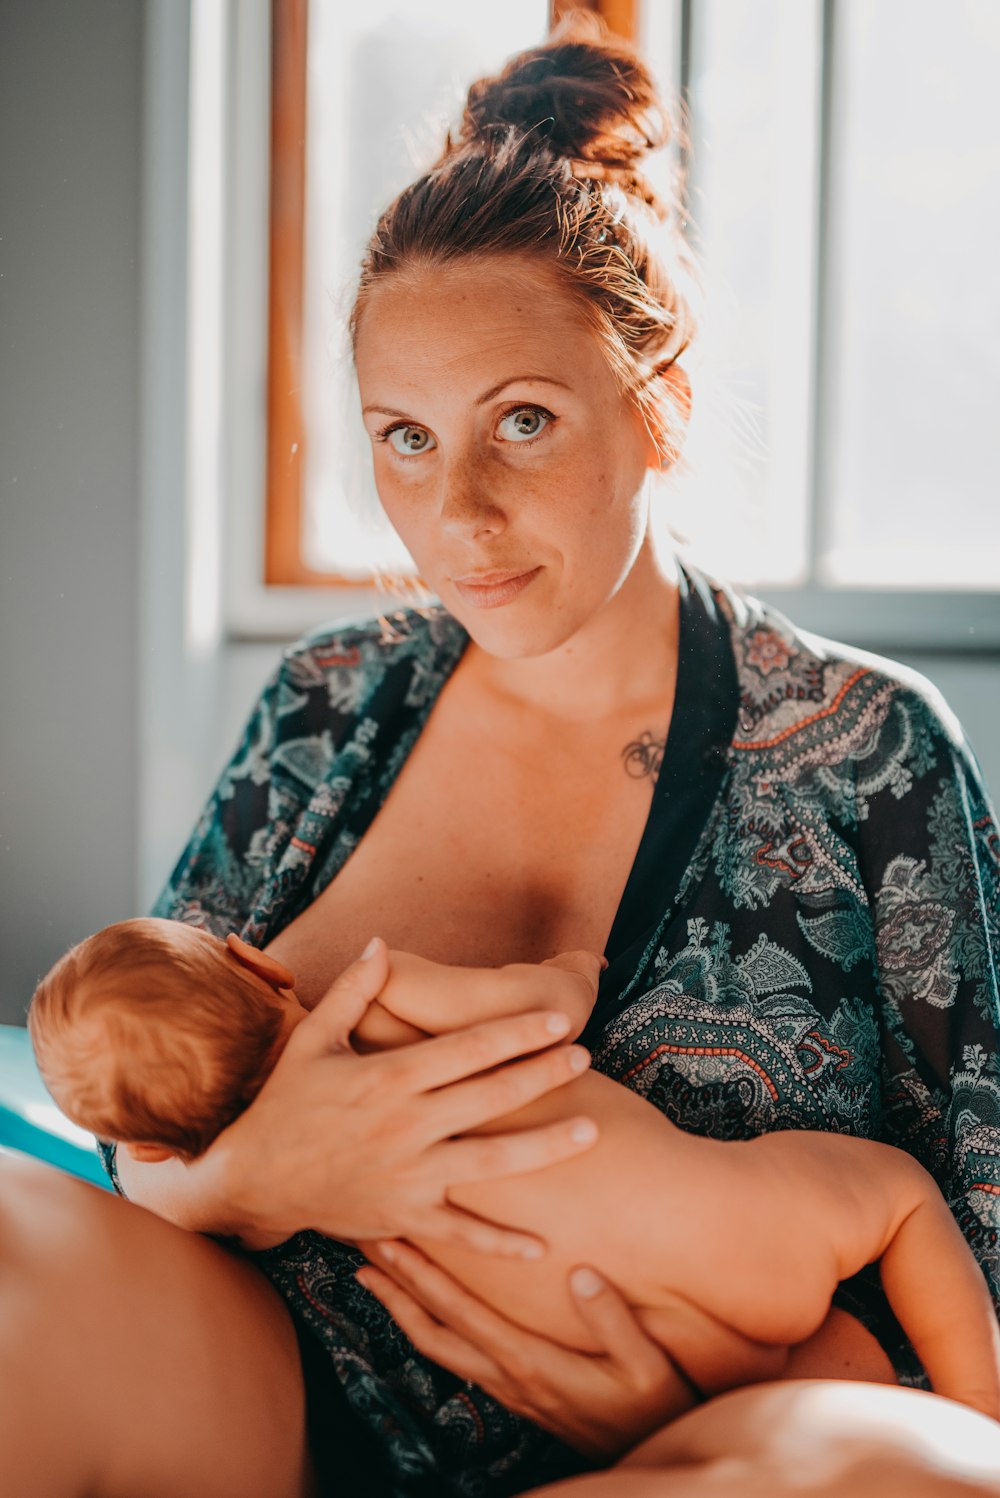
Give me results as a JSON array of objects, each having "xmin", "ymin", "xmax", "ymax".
[{"xmin": 354, "ymin": 253, "xmax": 680, "ymax": 718}]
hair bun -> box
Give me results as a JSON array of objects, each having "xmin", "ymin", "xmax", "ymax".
[{"xmin": 458, "ymin": 15, "xmax": 669, "ymax": 175}]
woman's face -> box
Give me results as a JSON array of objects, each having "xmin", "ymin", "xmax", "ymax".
[{"xmin": 354, "ymin": 254, "xmax": 661, "ymax": 660}]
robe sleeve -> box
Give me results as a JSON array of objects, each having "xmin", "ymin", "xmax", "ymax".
[
  {"xmin": 834, "ymin": 681, "xmax": 1000, "ymax": 1385},
  {"xmin": 149, "ymin": 662, "xmax": 288, "ymax": 935},
  {"xmin": 95, "ymin": 662, "xmax": 287, "ymax": 1192}
]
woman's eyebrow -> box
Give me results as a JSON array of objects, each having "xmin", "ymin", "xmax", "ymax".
[
  {"xmin": 475, "ymin": 375, "xmax": 572, "ymax": 404},
  {"xmin": 362, "ymin": 403, "xmax": 412, "ymax": 419},
  {"xmin": 362, "ymin": 376, "xmax": 571, "ymax": 421}
]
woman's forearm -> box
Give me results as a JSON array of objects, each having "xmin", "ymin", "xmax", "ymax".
[{"xmin": 114, "ymin": 1143, "xmax": 251, "ymax": 1239}]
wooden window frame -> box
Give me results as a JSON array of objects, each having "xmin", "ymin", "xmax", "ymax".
[{"xmin": 263, "ymin": 0, "xmax": 637, "ymax": 588}]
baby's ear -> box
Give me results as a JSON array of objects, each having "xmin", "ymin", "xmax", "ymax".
[
  {"xmin": 122, "ymin": 1141, "xmax": 176, "ymax": 1163},
  {"xmin": 225, "ymin": 933, "xmax": 296, "ymax": 993}
]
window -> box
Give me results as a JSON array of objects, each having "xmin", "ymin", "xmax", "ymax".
[
  {"xmin": 221, "ymin": 0, "xmax": 999, "ymax": 648},
  {"xmin": 298, "ymin": 0, "xmax": 554, "ymax": 584}
]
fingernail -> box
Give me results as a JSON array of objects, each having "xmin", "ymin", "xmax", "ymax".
[
  {"xmin": 361, "ymin": 937, "xmax": 381, "ymax": 960},
  {"xmin": 570, "ymin": 1117, "xmax": 597, "ymax": 1145},
  {"xmin": 570, "ymin": 1267, "xmax": 605, "ymax": 1299},
  {"xmin": 568, "ymin": 1045, "xmax": 590, "ymax": 1073},
  {"xmin": 376, "ymin": 1240, "xmax": 396, "ymax": 1263},
  {"xmin": 520, "ymin": 1241, "xmax": 544, "ymax": 1261},
  {"xmin": 545, "ymin": 1012, "xmax": 571, "ymax": 1036}
]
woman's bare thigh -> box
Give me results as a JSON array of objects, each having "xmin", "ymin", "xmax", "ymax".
[
  {"xmin": 0, "ymin": 1155, "xmax": 315, "ymax": 1498},
  {"xmin": 526, "ymin": 1379, "xmax": 1000, "ymax": 1498}
]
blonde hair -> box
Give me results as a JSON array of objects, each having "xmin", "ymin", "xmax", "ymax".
[{"xmin": 28, "ymin": 919, "xmax": 289, "ymax": 1159}]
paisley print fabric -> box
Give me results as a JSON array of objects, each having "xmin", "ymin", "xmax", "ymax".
[{"xmin": 98, "ymin": 570, "xmax": 1000, "ymax": 1496}]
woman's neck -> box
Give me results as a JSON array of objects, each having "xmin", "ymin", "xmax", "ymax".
[{"xmin": 464, "ymin": 541, "xmax": 680, "ymax": 724}]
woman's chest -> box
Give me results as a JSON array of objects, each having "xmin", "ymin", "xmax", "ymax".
[{"xmin": 267, "ymin": 687, "xmax": 663, "ymax": 1006}]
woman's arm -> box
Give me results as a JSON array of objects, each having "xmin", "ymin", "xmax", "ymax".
[
  {"xmin": 844, "ymin": 684, "xmax": 1000, "ymax": 1382},
  {"xmin": 114, "ymin": 632, "xmax": 603, "ymax": 1257},
  {"xmin": 115, "ymin": 941, "xmax": 599, "ymax": 1256}
]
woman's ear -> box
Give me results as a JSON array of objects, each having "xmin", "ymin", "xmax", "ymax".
[
  {"xmin": 225, "ymin": 933, "xmax": 296, "ymax": 993},
  {"xmin": 645, "ymin": 362, "xmax": 691, "ymax": 469}
]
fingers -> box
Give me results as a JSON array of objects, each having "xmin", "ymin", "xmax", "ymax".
[
  {"xmin": 442, "ymin": 1114, "xmax": 598, "ymax": 1187},
  {"xmin": 416, "ymin": 1204, "xmax": 550, "ymax": 1260},
  {"xmin": 428, "ymin": 1040, "xmax": 591, "ymax": 1138},
  {"xmin": 389, "ymin": 1008, "xmax": 576, "ymax": 1093},
  {"xmin": 568, "ymin": 1267, "xmax": 683, "ymax": 1392},
  {"xmin": 295, "ymin": 937, "xmax": 390, "ymax": 1052},
  {"xmin": 355, "ymin": 1261, "xmax": 504, "ymax": 1391},
  {"xmin": 360, "ymin": 1240, "xmax": 552, "ymax": 1373}
]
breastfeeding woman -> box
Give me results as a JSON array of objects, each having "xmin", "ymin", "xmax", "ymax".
[{"xmin": 3, "ymin": 17, "xmax": 999, "ymax": 1498}]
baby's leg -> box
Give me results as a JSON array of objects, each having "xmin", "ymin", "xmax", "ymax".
[
  {"xmin": 0, "ymin": 1154, "xmax": 314, "ymax": 1498},
  {"xmin": 878, "ymin": 1188, "xmax": 1000, "ymax": 1417}
]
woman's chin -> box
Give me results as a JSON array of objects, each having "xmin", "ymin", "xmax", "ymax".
[{"xmin": 438, "ymin": 586, "xmax": 562, "ymax": 659}]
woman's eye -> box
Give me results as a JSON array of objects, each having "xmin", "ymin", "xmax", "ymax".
[
  {"xmin": 497, "ymin": 407, "xmax": 552, "ymax": 443},
  {"xmin": 386, "ymin": 425, "xmax": 436, "ymax": 455}
]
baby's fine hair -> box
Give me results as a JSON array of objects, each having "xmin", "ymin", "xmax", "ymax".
[
  {"xmin": 28, "ymin": 918, "xmax": 289, "ymax": 1159},
  {"xmin": 350, "ymin": 13, "xmax": 697, "ymax": 462}
]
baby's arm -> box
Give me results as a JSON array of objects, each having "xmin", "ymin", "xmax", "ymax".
[{"xmin": 351, "ymin": 949, "xmax": 601, "ymax": 1052}]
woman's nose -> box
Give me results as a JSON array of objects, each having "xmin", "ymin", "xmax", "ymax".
[{"xmin": 438, "ymin": 453, "xmax": 507, "ymax": 539}]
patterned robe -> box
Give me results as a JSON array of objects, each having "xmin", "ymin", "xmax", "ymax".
[{"xmin": 100, "ymin": 568, "xmax": 1000, "ymax": 1497}]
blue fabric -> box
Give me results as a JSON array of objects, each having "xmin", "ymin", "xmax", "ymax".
[
  {"xmin": 0, "ymin": 1024, "xmax": 111, "ymax": 1189},
  {"xmin": 99, "ymin": 570, "xmax": 1000, "ymax": 1496}
]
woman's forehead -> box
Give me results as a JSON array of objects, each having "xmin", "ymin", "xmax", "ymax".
[{"xmin": 354, "ymin": 254, "xmax": 606, "ymax": 402}]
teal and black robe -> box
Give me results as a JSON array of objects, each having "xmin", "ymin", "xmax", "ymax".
[{"xmin": 101, "ymin": 567, "xmax": 1000, "ymax": 1497}]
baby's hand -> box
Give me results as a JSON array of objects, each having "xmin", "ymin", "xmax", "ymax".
[{"xmin": 537, "ymin": 951, "xmax": 605, "ymax": 1039}]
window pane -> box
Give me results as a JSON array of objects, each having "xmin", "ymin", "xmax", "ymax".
[
  {"xmin": 678, "ymin": 0, "xmax": 822, "ymax": 587},
  {"xmin": 821, "ymin": 0, "xmax": 1000, "ymax": 589},
  {"xmin": 301, "ymin": 1, "xmax": 549, "ymax": 578}
]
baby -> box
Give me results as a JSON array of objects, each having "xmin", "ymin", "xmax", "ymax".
[{"xmin": 28, "ymin": 918, "xmax": 1000, "ymax": 1418}]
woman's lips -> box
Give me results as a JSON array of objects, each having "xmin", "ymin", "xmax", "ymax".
[{"xmin": 452, "ymin": 567, "xmax": 542, "ymax": 609}]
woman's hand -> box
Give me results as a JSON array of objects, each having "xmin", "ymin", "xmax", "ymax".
[
  {"xmin": 356, "ymin": 1240, "xmax": 700, "ymax": 1463},
  {"xmin": 212, "ymin": 939, "xmax": 599, "ymax": 1256}
]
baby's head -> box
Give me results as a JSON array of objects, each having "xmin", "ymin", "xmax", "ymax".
[{"xmin": 28, "ymin": 918, "xmax": 306, "ymax": 1161}]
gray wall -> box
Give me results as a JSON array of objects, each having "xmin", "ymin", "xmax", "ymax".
[{"xmin": 0, "ymin": 0, "xmax": 143, "ymax": 1021}]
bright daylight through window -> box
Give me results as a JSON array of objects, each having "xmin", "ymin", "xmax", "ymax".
[{"xmin": 280, "ymin": 0, "xmax": 999, "ymax": 601}]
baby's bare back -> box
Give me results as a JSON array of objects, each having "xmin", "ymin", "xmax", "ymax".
[{"xmin": 415, "ymin": 1072, "xmax": 902, "ymax": 1391}]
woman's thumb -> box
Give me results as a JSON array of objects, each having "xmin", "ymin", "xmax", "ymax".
[{"xmin": 298, "ymin": 936, "xmax": 390, "ymax": 1051}]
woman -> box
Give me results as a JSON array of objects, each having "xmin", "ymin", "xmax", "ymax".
[{"xmin": 4, "ymin": 18, "xmax": 999, "ymax": 1498}]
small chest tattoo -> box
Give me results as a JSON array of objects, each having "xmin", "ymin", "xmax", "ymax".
[{"xmin": 621, "ymin": 730, "xmax": 666, "ymax": 782}]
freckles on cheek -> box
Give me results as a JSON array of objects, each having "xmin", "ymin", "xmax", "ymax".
[{"xmin": 585, "ymin": 472, "xmax": 612, "ymax": 517}]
